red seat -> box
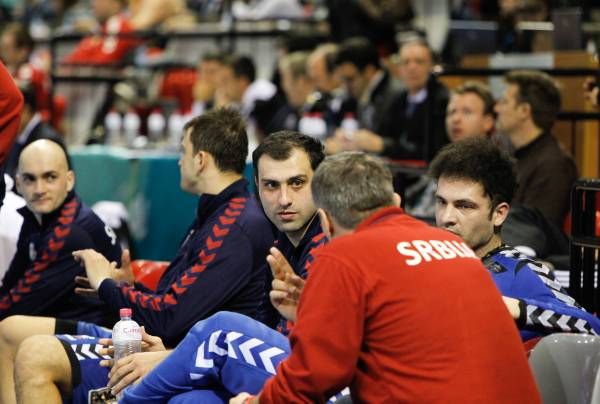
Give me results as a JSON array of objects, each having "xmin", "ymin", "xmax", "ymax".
[{"xmin": 131, "ymin": 260, "xmax": 169, "ymax": 291}]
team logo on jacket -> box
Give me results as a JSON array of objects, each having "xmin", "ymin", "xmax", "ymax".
[
  {"xmin": 29, "ymin": 242, "xmax": 37, "ymax": 261},
  {"xmin": 396, "ymin": 239, "xmax": 477, "ymax": 266}
]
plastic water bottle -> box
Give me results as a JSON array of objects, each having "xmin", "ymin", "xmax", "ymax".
[
  {"xmin": 112, "ymin": 307, "xmax": 142, "ymax": 361},
  {"xmin": 104, "ymin": 109, "xmax": 122, "ymax": 145},
  {"xmin": 168, "ymin": 110, "xmax": 185, "ymax": 148},
  {"xmin": 298, "ymin": 112, "xmax": 327, "ymax": 141},
  {"xmin": 147, "ymin": 108, "xmax": 166, "ymax": 143},
  {"xmin": 123, "ymin": 110, "xmax": 141, "ymax": 147},
  {"xmin": 341, "ymin": 112, "xmax": 358, "ymax": 140}
]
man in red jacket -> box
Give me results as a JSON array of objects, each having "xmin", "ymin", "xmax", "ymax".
[{"xmin": 232, "ymin": 152, "xmax": 541, "ymax": 404}]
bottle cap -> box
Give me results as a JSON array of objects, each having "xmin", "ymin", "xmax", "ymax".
[{"xmin": 120, "ymin": 308, "xmax": 132, "ymax": 318}]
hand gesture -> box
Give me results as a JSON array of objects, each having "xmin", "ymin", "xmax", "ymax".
[
  {"xmin": 72, "ymin": 249, "xmax": 115, "ymax": 290},
  {"xmin": 267, "ymin": 247, "xmax": 305, "ymax": 322}
]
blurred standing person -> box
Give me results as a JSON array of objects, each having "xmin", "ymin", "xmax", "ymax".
[
  {"xmin": 494, "ymin": 70, "xmax": 576, "ymax": 228},
  {"xmin": 326, "ymin": 37, "xmax": 403, "ymax": 155}
]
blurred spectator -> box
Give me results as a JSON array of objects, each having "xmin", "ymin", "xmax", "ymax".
[
  {"xmin": 584, "ymin": 76, "xmax": 600, "ymax": 108},
  {"xmin": 128, "ymin": 0, "xmax": 196, "ymax": 30},
  {"xmin": 217, "ymin": 54, "xmax": 278, "ymax": 147},
  {"xmin": 0, "ymin": 23, "xmax": 51, "ymax": 119},
  {"xmin": 231, "ymin": 0, "xmax": 304, "ymax": 20},
  {"xmin": 190, "ymin": 51, "xmax": 226, "ymax": 116},
  {"xmin": 326, "ymin": 0, "xmax": 412, "ymax": 55},
  {"xmin": 4, "ymin": 84, "xmax": 65, "ymax": 179},
  {"xmin": 495, "ymin": 70, "xmax": 576, "ymax": 228},
  {"xmin": 278, "ymin": 51, "xmax": 313, "ymax": 124},
  {"xmin": 62, "ymin": 0, "xmax": 138, "ymax": 65},
  {"xmin": 217, "ymin": 55, "xmax": 276, "ymax": 115},
  {"xmin": 378, "ymin": 39, "xmax": 449, "ymax": 161},
  {"xmin": 446, "ymin": 81, "xmax": 497, "ymax": 143},
  {"xmin": 326, "ymin": 37, "xmax": 403, "ymax": 155},
  {"xmin": 307, "ymin": 43, "xmax": 340, "ymax": 95}
]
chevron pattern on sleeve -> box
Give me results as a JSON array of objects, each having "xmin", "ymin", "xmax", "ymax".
[
  {"xmin": 120, "ymin": 197, "xmax": 247, "ymax": 311},
  {"xmin": 0, "ymin": 198, "xmax": 78, "ymax": 310},
  {"xmin": 190, "ymin": 328, "xmax": 287, "ymax": 381},
  {"xmin": 525, "ymin": 304, "xmax": 597, "ymax": 335}
]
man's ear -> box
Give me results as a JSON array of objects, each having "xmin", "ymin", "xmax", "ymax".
[
  {"xmin": 392, "ymin": 192, "xmax": 402, "ymax": 208},
  {"xmin": 317, "ymin": 208, "xmax": 333, "ymax": 240},
  {"xmin": 519, "ymin": 102, "xmax": 532, "ymax": 120},
  {"xmin": 66, "ymin": 170, "xmax": 75, "ymax": 192},
  {"xmin": 195, "ymin": 151, "xmax": 207, "ymax": 174},
  {"xmin": 15, "ymin": 174, "xmax": 22, "ymax": 194},
  {"xmin": 492, "ymin": 202, "xmax": 510, "ymax": 227}
]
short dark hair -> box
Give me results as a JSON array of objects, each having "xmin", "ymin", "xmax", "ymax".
[
  {"xmin": 223, "ymin": 55, "xmax": 256, "ymax": 83},
  {"xmin": 183, "ymin": 108, "xmax": 248, "ymax": 174},
  {"xmin": 429, "ymin": 137, "xmax": 517, "ymax": 209},
  {"xmin": 505, "ymin": 70, "xmax": 561, "ymax": 132},
  {"xmin": 312, "ymin": 152, "xmax": 395, "ymax": 229},
  {"xmin": 333, "ymin": 37, "xmax": 380, "ymax": 71},
  {"xmin": 453, "ymin": 81, "xmax": 495, "ymax": 117},
  {"xmin": 397, "ymin": 38, "xmax": 434, "ymax": 64},
  {"xmin": 252, "ymin": 131, "xmax": 325, "ymax": 180}
]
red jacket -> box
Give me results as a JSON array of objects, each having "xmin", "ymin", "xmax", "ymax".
[
  {"xmin": 63, "ymin": 14, "xmax": 138, "ymax": 65},
  {"xmin": 0, "ymin": 62, "xmax": 24, "ymax": 164},
  {"xmin": 260, "ymin": 207, "xmax": 540, "ymax": 403}
]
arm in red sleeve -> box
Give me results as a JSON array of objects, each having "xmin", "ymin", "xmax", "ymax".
[
  {"xmin": 260, "ymin": 254, "xmax": 365, "ymax": 403},
  {"xmin": 0, "ymin": 61, "xmax": 24, "ymax": 164}
]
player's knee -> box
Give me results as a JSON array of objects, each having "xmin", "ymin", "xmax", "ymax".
[
  {"xmin": 0, "ymin": 315, "xmax": 28, "ymax": 346},
  {"xmin": 15, "ymin": 335, "xmax": 62, "ymax": 375}
]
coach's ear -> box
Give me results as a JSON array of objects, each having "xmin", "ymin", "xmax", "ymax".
[
  {"xmin": 392, "ymin": 192, "xmax": 401, "ymax": 208},
  {"xmin": 317, "ymin": 208, "xmax": 333, "ymax": 240}
]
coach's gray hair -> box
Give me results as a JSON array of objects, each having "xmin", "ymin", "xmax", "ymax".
[{"xmin": 311, "ymin": 152, "xmax": 395, "ymax": 229}]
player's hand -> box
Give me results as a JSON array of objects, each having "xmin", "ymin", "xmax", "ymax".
[
  {"xmin": 112, "ymin": 249, "xmax": 134, "ymax": 284},
  {"xmin": 107, "ymin": 350, "xmax": 170, "ymax": 395},
  {"xmin": 99, "ymin": 327, "xmax": 166, "ymax": 365},
  {"xmin": 74, "ymin": 275, "xmax": 99, "ymax": 298},
  {"xmin": 269, "ymin": 273, "xmax": 304, "ymax": 322},
  {"xmin": 72, "ymin": 249, "xmax": 114, "ymax": 290},
  {"xmin": 229, "ymin": 392, "xmax": 254, "ymax": 404},
  {"xmin": 266, "ymin": 247, "xmax": 294, "ymax": 281},
  {"xmin": 502, "ymin": 296, "xmax": 521, "ymax": 320}
]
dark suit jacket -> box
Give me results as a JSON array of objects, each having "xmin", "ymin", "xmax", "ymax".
[
  {"xmin": 359, "ymin": 69, "xmax": 403, "ymax": 134},
  {"xmin": 378, "ymin": 76, "xmax": 449, "ymax": 162}
]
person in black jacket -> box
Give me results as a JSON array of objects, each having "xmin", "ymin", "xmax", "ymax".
[{"xmin": 377, "ymin": 39, "xmax": 450, "ymax": 162}]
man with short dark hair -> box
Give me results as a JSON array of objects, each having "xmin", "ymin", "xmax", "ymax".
[
  {"xmin": 85, "ymin": 131, "xmax": 327, "ymax": 403},
  {"xmin": 495, "ymin": 69, "xmax": 576, "ymax": 227},
  {"xmin": 230, "ymin": 151, "xmax": 540, "ymax": 403},
  {"xmin": 430, "ymin": 137, "xmax": 600, "ymax": 340},
  {"xmin": 2, "ymin": 108, "xmax": 275, "ymax": 404}
]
